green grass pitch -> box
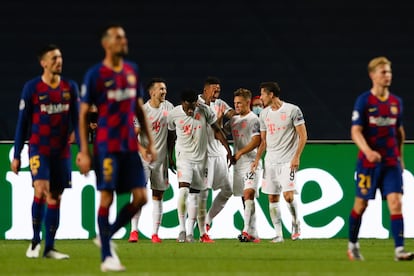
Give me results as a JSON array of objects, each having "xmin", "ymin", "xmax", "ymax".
[{"xmin": 0, "ymin": 238, "xmax": 413, "ymax": 275}]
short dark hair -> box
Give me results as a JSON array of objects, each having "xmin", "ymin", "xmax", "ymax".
[
  {"xmin": 146, "ymin": 77, "xmax": 166, "ymax": 92},
  {"xmin": 260, "ymin": 81, "xmax": 281, "ymax": 97},
  {"xmin": 37, "ymin": 44, "xmax": 60, "ymax": 61},
  {"xmin": 181, "ymin": 89, "xmax": 198, "ymax": 103},
  {"xmin": 204, "ymin": 76, "xmax": 220, "ymax": 86},
  {"xmin": 100, "ymin": 23, "xmax": 123, "ymax": 40}
]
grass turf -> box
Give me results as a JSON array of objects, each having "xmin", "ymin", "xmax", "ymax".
[{"xmin": 0, "ymin": 238, "xmax": 413, "ymax": 275}]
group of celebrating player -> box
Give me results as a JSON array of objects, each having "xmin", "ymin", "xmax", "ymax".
[{"xmin": 10, "ymin": 23, "xmax": 413, "ymax": 272}]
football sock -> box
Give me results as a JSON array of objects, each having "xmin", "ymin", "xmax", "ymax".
[
  {"xmin": 152, "ymin": 199, "xmax": 162, "ymax": 235},
  {"xmin": 130, "ymin": 208, "xmax": 141, "ymax": 232},
  {"xmin": 287, "ymin": 198, "xmax": 298, "ymax": 224},
  {"xmin": 31, "ymin": 196, "xmax": 45, "ymax": 244},
  {"xmin": 197, "ymin": 189, "xmax": 208, "ymax": 236},
  {"xmin": 97, "ymin": 206, "xmax": 111, "ymax": 261},
  {"xmin": 44, "ymin": 203, "xmax": 59, "ymax": 254},
  {"xmin": 243, "ymin": 200, "xmax": 254, "ymax": 233},
  {"xmin": 269, "ymin": 202, "xmax": 282, "ymax": 237},
  {"xmin": 177, "ymin": 187, "xmax": 189, "ymax": 232},
  {"xmin": 391, "ymin": 214, "xmax": 404, "ymax": 248},
  {"xmin": 348, "ymin": 209, "xmax": 362, "ymax": 243},
  {"xmin": 249, "ymin": 212, "xmax": 257, "ymax": 238},
  {"xmin": 186, "ymin": 192, "xmax": 198, "ymax": 236}
]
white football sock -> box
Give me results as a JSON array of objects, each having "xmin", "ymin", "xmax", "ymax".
[
  {"xmin": 186, "ymin": 192, "xmax": 198, "ymax": 236},
  {"xmin": 269, "ymin": 202, "xmax": 282, "ymax": 237},
  {"xmin": 152, "ymin": 199, "xmax": 162, "ymax": 235},
  {"xmin": 287, "ymin": 198, "xmax": 298, "ymax": 224},
  {"xmin": 177, "ymin": 187, "xmax": 189, "ymax": 232},
  {"xmin": 197, "ymin": 189, "xmax": 208, "ymax": 236},
  {"xmin": 243, "ymin": 199, "xmax": 254, "ymax": 233},
  {"xmin": 130, "ymin": 208, "xmax": 141, "ymax": 232}
]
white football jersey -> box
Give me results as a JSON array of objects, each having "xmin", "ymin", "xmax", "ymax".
[
  {"xmin": 230, "ymin": 111, "xmax": 260, "ymax": 163},
  {"xmin": 135, "ymin": 100, "xmax": 174, "ymax": 160},
  {"xmin": 259, "ymin": 102, "xmax": 305, "ymax": 163},
  {"xmin": 168, "ymin": 104, "xmax": 216, "ymax": 162}
]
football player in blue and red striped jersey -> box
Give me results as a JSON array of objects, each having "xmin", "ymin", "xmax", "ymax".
[
  {"xmin": 76, "ymin": 24, "xmax": 155, "ymax": 272},
  {"xmin": 347, "ymin": 56, "xmax": 413, "ymax": 261},
  {"xmin": 11, "ymin": 44, "xmax": 79, "ymax": 260}
]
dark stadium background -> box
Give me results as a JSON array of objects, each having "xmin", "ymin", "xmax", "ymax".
[{"xmin": 1, "ymin": 0, "xmax": 413, "ymax": 140}]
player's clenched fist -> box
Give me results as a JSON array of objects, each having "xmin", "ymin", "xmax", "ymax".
[{"xmin": 76, "ymin": 152, "xmax": 91, "ymax": 175}]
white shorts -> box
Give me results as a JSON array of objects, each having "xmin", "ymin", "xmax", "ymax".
[
  {"xmin": 205, "ymin": 155, "xmax": 232, "ymax": 192},
  {"xmin": 233, "ymin": 161, "xmax": 261, "ymax": 197},
  {"xmin": 176, "ymin": 156, "xmax": 207, "ymax": 191},
  {"xmin": 261, "ymin": 162, "xmax": 297, "ymax": 195},
  {"xmin": 141, "ymin": 156, "xmax": 169, "ymax": 191}
]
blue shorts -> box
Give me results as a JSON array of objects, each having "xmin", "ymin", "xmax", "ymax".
[
  {"xmin": 355, "ymin": 161, "xmax": 403, "ymax": 200},
  {"xmin": 29, "ymin": 153, "xmax": 72, "ymax": 194},
  {"xmin": 94, "ymin": 151, "xmax": 146, "ymax": 194}
]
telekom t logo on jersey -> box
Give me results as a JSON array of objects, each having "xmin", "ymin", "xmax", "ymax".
[{"xmin": 267, "ymin": 123, "xmax": 276, "ymax": 135}]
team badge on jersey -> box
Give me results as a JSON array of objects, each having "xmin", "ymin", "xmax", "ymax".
[
  {"xmin": 390, "ymin": 105, "xmax": 398, "ymax": 115},
  {"xmin": 127, "ymin": 74, "xmax": 136, "ymax": 86},
  {"xmin": 63, "ymin": 91, "xmax": 71, "ymax": 101}
]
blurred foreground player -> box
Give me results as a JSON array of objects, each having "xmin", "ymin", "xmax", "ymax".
[
  {"xmin": 77, "ymin": 24, "xmax": 155, "ymax": 272},
  {"xmin": 11, "ymin": 44, "xmax": 79, "ymax": 259},
  {"xmin": 347, "ymin": 56, "xmax": 413, "ymax": 261}
]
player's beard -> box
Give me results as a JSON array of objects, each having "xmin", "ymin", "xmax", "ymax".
[
  {"xmin": 116, "ymin": 46, "xmax": 128, "ymax": 58},
  {"xmin": 52, "ymin": 69, "xmax": 62, "ymax": 75}
]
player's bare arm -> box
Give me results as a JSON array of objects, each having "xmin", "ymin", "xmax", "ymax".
[
  {"xmin": 351, "ymin": 125, "xmax": 381, "ymax": 163},
  {"xmin": 212, "ymin": 122, "xmax": 233, "ymax": 165},
  {"xmin": 135, "ymin": 98, "xmax": 157, "ymax": 163},
  {"xmin": 11, "ymin": 159, "xmax": 20, "ymax": 174},
  {"xmin": 397, "ymin": 125, "xmax": 406, "ymax": 170},
  {"xmin": 251, "ymin": 130, "xmax": 266, "ymax": 172},
  {"xmin": 167, "ymin": 130, "xmax": 177, "ymax": 173},
  {"xmin": 76, "ymin": 102, "xmax": 92, "ymax": 175},
  {"xmin": 291, "ymin": 124, "xmax": 308, "ymax": 170},
  {"xmin": 234, "ymin": 135, "xmax": 261, "ymax": 162}
]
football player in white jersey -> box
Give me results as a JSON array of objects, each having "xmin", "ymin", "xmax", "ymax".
[
  {"xmin": 252, "ymin": 81, "xmax": 307, "ymax": 242},
  {"xmin": 227, "ymin": 88, "xmax": 261, "ymax": 242},
  {"xmin": 168, "ymin": 89, "xmax": 229, "ymax": 243},
  {"xmin": 129, "ymin": 78, "xmax": 175, "ymax": 243},
  {"xmin": 198, "ymin": 77, "xmax": 234, "ymax": 232}
]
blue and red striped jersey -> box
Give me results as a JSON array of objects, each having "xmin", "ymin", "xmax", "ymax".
[
  {"xmin": 13, "ymin": 76, "xmax": 79, "ymax": 159},
  {"xmin": 351, "ymin": 90, "xmax": 403, "ymax": 167},
  {"xmin": 80, "ymin": 60, "xmax": 143, "ymax": 153}
]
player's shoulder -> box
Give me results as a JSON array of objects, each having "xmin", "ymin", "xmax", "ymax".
[
  {"xmin": 60, "ymin": 77, "xmax": 79, "ymax": 89},
  {"xmin": 123, "ymin": 60, "xmax": 139, "ymax": 72},
  {"xmin": 214, "ymin": 98, "xmax": 226, "ymax": 105},
  {"xmin": 260, "ymin": 106, "xmax": 272, "ymax": 116},
  {"xmin": 388, "ymin": 92, "xmax": 403, "ymax": 104},
  {"xmin": 247, "ymin": 111, "xmax": 260, "ymax": 120},
  {"xmin": 355, "ymin": 90, "xmax": 371, "ymax": 102},
  {"xmin": 21, "ymin": 76, "xmax": 42, "ymax": 95},
  {"xmin": 23, "ymin": 76, "xmax": 42, "ymax": 87},
  {"xmin": 84, "ymin": 62, "xmax": 104, "ymax": 78},
  {"xmin": 164, "ymin": 100, "xmax": 175, "ymax": 110},
  {"xmin": 169, "ymin": 105, "xmax": 182, "ymax": 115},
  {"xmin": 282, "ymin": 101, "xmax": 299, "ymax": 110}
]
